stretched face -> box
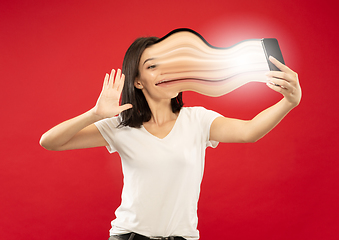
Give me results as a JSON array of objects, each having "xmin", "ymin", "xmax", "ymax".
[
  {"xmin": 135, "ymin": 47, "xmax": 179, "ymax": 101},
  {"xmin": 136, "ymin": 29, "xmax": 272, "ymax": 97}
]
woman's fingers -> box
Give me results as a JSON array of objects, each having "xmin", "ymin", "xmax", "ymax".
[
  {"xmin": 105, "ymin": 69, "xmax": 124, "ymax": 90},
  {"xmin": 265, "ymin": 57, "xmax": 301, "ymax": 106},
  {"xmin": 117, "ymin": 73, "xmax": 125, "ymax": 92},
  {"xmin": 114, "ymin": 69, "xmax": 122, "ymax": 91},
  {"xmin": 266, "ymin": 81, "xmax": 289, "ymax": 93},
  {"xmin": 108, "ymin": 69, "xmax": 115, "ymax": 88},
  {"xmin": 268, "ymin": 56, "xmax": 291, "ymax": 73},
  {"xmin": 103, "ymin": 73, "xmax": 109, "ymax": 87},
  {"xmin": 266, "ymin": 71, "xmax": 288, "ymax": 81},
  {"xmin": 266, "ymin": 56, "xmax": 299, "ymax": 87},
  {"xmin": 267, "ymin": 77, "xmax": 290, "ymax": 89},
  {"xmin": 119, "ymin": 103, "xmax": 133, "ymax": 112}
]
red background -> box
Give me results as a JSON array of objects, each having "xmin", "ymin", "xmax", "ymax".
[{"xmin": 1, "ymin": 0, "xmax": 338, "ymax": 239}]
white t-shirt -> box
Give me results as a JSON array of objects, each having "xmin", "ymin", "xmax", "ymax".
[{"xmin": 94, "ymin": 107, "xmax": 221, "ymax": 239}]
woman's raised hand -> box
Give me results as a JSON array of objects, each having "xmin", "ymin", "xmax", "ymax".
[
  {"xmin": 93, "ymin": 69, "xmax": 132, "ymax": 119},
  {"xmin": 266, "ymin": 56, "xmax": 302, "ymax": 107}
]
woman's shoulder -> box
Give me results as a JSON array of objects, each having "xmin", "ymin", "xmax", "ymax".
[
  {"xmin": 181, "ymin": 106, "xmax": 211, "ymax": 114},
  {"xmin": 180, "ymin": 106, "xmax": 222, "ymax": 121},
  {"xmin": 94, "ymin": 115, "xmax": 122, "ymax": 129},
  {"xmin": 181, "ymin": 106, "xmax": 208, "ymax": 111},
  {"xmin": 180, "ymin": 106, "xmax": 212, "ymax": 119}
]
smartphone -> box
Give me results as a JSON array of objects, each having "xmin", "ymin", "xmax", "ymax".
[{"xmin": 261, "ymin": 38, "xmax": 285, "ymax": 71}]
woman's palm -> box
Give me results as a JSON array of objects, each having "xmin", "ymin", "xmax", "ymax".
[{"xmin": 94, "ymin": 69, "xmax": 132, "ymax": 118}]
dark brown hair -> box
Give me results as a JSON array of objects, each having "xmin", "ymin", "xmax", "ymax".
[{"xmin": 120, "ymin": 37, "xmax": 183, "ymax": 128}]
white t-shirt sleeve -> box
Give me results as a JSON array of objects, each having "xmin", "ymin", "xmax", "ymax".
[
  {"xmin": 94, "ymin": 116, "xmax": 120, "ymax": 153},
  {"xmin": 194, "ymin": 107, "xmax": 222, "ymax": 148}
]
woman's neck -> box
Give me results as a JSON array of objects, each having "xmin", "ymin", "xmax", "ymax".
[{"xmin": 146, "ymin": 98, "xmax": 177, "ymax": 126}]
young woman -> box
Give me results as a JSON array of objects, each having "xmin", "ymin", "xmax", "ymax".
[{"xmin": 40, "ymin": 36, "xmax": 301, "ymax": 240}]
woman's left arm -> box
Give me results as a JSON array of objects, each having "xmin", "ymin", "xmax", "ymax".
[{"xmin": 210, "ymin": 56, "xmax": 302, "ymax": 143}]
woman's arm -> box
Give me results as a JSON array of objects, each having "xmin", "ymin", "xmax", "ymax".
[
  {"xmin": 39, "ymin": 110, "xmax": 106, "ymax": 151},
  {"xmin": 210, "ymin": 56, "xmax": 302, "ymax": 143},
  {"xmin": 40, "ymin": 69, "xmax": 132, "ymax": 151}
]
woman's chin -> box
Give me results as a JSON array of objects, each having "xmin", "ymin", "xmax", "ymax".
[{"xmin": 155, "ymin": 85, "xmax": 181, "ymax": 99}]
